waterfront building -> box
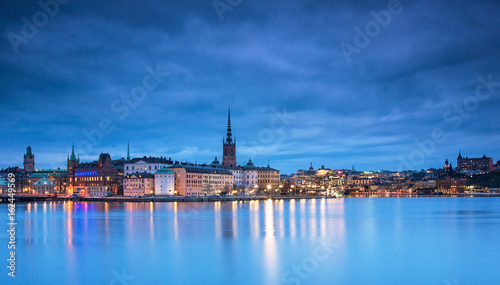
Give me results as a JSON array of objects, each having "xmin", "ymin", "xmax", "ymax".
[
  {"xmin": 436, "ymin": 174, "xmax": 469, "ymax": 193},
  {"xmin": 27, "ymin": 169, "xmax": 68, "ymax": 194},
  {"xmin": 68, "ymin": 150, "xmax": 122, "ymax": 197},
  {"xmin": 33, "ymin": 177, "xmax": 55, "ymax": 195},
  {"xmin": 226, "ymin": 166, "xmax": 244, "ymax": 184},
  {"xmin": 23, "ymin": 145, "xmax": 35, "ymax": 173},
  {"xmin": 456, "ymin": 151, "xmax": 494, "ymax": 175},
  {"xmin": 225, "ymin": 159, "xmax": 259, "ymax": 194},
  {"xmin": 0, "ymin": 167, "xmax": 29, "ymax": 193},
  {"xmin": 124, "ymin": 156, "xmax": 173, "ymax": 175},
  {"xmin": 0, "ymin": 177, "xmax": 9, "ymax": 194},
  {"xmin": 154, "ymin": 168, "xmax": 175, "ymax": 196},
  {"xmin": 123, "ymin": 172, "xmax": 154, "ymax": 196},
  {"xmin": 222, "ymin": 106, "xmax": 236, "ymax": 167},
  {"xmin": 169, "ymin": 164, "xmax": 233, "ymax": 196},
  {"xmin": 242, "ymin": 159, "xmax": 258, "ymax": 187},
  {"xmin": 414, "ymin": 178, "xmax": 437, "ymax": 190},
  {"xmin": 257, "ymin": 162, "xmax": 280, "ymax": 191}
]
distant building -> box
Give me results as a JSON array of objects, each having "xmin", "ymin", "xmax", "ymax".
[
  {"xmin": 27, "ymin": 169, "xmax": 68, "ymax": 194},
  {"xmin": 169, "ymin": 164, "xmax": 233, "ymax": 196},
  {"xmin": 242, "ymin": 159, "xmax": 258, "ymax": 187},
  {"xmin": 443, "ymin": 158, "xmax": 452, "ymax": 171},
  {"xmin": 0, "ymin": 177, "xmax": 9, "ymax": 194},
  {"xmin": 123, "ymin": 172, "xmax": 154, "ymax": 196},
  {"xmin": 222, "ymin": 106, "xmax": 236, "ymax": 167},
  {"xmin": 33, "ymin": 177, "xmax": 55, "ymax": 195},
  {"xmin": 414, "ymin": 178, "xmax": 437, "ymax": 190},
  {"xmin": 154, "ymin": 168, "xmax": 175, "ymax": 196},
  {"xmin": 68, "ymin": 148, "xmax": 122, "ymax": 197},
  {"xmin": 296, "ymin": 163, "xmax": 316, "ymax": 176},
  {"xmin": 0, "ymin": 167, "xmax": 29, "ymax": 193},
  {"xmin": 226, "ymin": 166, "xmax": 244, "ymax": 184},
  {"xmin": 124, "ymin": 156, "xmax": 173, "ymax": 176},
  {"xmin": 23, "ymin": 145, "xmax": 35, "ymax": 172},
  {"xmin": 437, "ymin": 174, "xmax": 469, "ymax": 193},
  {"xmin": 257, "ymin": 162, "xmax": 280, "ymax": 191},
  {"xmin": 456, "ymin": 151, "xmax": 494, "ymax": 175}
]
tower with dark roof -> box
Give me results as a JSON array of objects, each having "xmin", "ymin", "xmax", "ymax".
[
  {"xmin": 67, "ymin": 144, "xmax": 79, "ymax": 177},
  {"xmin": 23, "ymin": 145, "xmax": 35, "ymax": 172},
  {"xmin": 222, "ymin": 105, "xmax": 236, "ymax": 167}
]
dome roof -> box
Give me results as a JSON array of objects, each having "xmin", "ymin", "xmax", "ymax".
[
  {"xmin": 155, "ymin": 168, "xmax": 174, "ymax": 174},
  {"xmin": 210, "ymin": 156, "xmax": 223, "ymax": 167},
  {"xmin": 242, "ymin": 159, "xmax": 257, "ymax": 170},
  {"xmin": 34, "ymin": 177, "xmax": 55, "ymax": 185}
]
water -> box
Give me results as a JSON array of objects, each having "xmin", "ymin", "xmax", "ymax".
[{"xmin": 1, "ymin": 198, "xmax": 500, "ymax": 284}]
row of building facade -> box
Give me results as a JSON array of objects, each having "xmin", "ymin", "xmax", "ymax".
[
  {"xmin": 1, "ymin": 107, "xmax": 281, "ymax": 196},
  {"xmin": 281, "ymin": 152, "xmax": 500, "ymax": 195}
]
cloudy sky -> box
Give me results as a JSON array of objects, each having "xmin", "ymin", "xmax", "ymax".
[{"xmin": 1, "ymin": 0, "xmax": 500, "ymax": 174}]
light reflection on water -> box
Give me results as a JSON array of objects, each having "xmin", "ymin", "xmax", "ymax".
[{"xmin": 1, "ymin": 198, "xmax": 500, "ymax": 284}]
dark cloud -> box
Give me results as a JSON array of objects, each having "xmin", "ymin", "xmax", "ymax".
[{"xmin": 1, "ymin": 0, "xmax": 499, "ymax": 173}]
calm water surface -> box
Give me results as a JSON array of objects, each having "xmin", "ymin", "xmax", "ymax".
[{"xmin": 1, "ymin": 198, "xmax": 500, "ymax": 284}]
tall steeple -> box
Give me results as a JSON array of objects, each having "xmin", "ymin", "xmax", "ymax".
[
  {"xmin": 222, "ymin": 105, "xmax": 236, "ymax": 167},
  {"xmin": 225, "ymin": 104, "xmax": 233, "ymax": 144},
  {"xmin": 127, "ymin": 140, "xmax": 130, "ymax": 161}
]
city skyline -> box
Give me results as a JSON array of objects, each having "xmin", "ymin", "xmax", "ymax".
[
  {"xmin": 1, "ymin": 0, "xmax": 500, "ymax": 174},
  {"xmin": 4, "ymin": 138, "xmax": 498, "ymax": 175}
]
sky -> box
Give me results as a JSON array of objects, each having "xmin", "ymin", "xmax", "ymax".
[{"xmin": 1, "ymin": 0, "xmax": 500, "ymax": 174}]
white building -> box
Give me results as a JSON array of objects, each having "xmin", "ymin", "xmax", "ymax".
[
  {"xmin": 124, "ymin": 157, "xmax": 173, "ymax": 176},
  {"xmin": 242, "ymin": 159, "xmax": 258, "ymax": 187},
  {"xmin": 33, "ymin": 177, "xmax": 56, "ymax": 195},
  {"xmin": 123, "ymin": 172, "xmax": 155, "ymax": 196},
  {"xmin": 154, "ymin": 168, "xmax": 175, "ymax": 196},
  {"xmin": 227, "ymin": 167, "xmax": 244, "ymax": 184}
]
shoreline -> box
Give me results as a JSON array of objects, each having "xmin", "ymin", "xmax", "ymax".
[{"xmin": 2, "ymin": 193, "xmax": 500, "ymax": 203}]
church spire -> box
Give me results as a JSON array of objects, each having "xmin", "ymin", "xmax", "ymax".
[
  {"xmin": 69, "ymin": 144, "xmax": 78, "ymax": 161},
  {"xmin": 225, "ymin": 104, "xmax": 233, "ymax": 144},
  {"xmin": 127, "ymin": 140, "xmax": 130, "ymax": 161}
]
